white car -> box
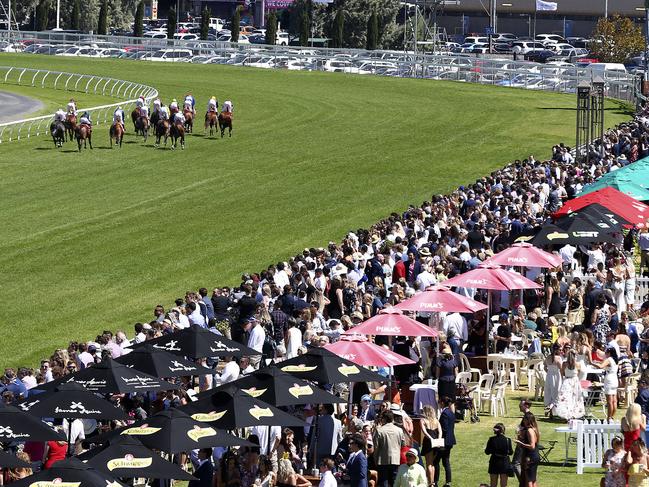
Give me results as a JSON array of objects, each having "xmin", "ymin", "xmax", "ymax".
[
  {"xmin": 143, "ymin": 31, "xmax": 166, "ymax": 39},
  {"xmin": 56, "ymin": 46, "xmax": 94, "ymax": 56},
  {"xmin": 174, "ymin": 33, "xmax": 198, "ymax": 41},
  {"xmin": 464, "ymin": 36, "xmax": 489, "ymax": 44},
  {"xmin": 148, "ymin": 48, "xmax": 193, "ymax": 62},
  {"xmin": 217, "ymin": 34, "xmax": 249, "ymax": 44},
  {"xmin": 323, "ymin": 59, "xmax": 358, "ymax": 73},
  {"xmin": 511, "ymin": 41, "xmax": 545, "ymax": 54},
  {"xmin": 535, "ymin": 34, "xmax": 565, "ymax": 45},
  {"xmin": 276, "ymin": 32, "xmax": 289, "ymax": 46}
]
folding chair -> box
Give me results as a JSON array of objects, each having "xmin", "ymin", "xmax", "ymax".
[{"xmin": 538, "ymin": 440, "xmax": 558, "ymax": 463}]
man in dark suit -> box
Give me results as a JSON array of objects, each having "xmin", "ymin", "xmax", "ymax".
[
  {"xmin": 359, "ymin": 395, "xmax": 376, "ymax": 422},
  {"xmin": 189, "ymin": 448, "xmax": 214, "ymax": 487},
  {"xmin": 404, "ymin": 250, "xmax": 422, "ymax": 286},
  {"xmin": 347, "ymin": 434, "xmax": 368, "ymax": 487},
  {"xmin": 435, "ymin": 396, "xmax": 457, "ymax": 487}
]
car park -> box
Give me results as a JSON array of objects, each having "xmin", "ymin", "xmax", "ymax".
[
  {"xmin": 148, "ymin": 48, "xmax": 193, "ymax": 62},
  {"xmin": 512, "ymin": 41, "xmax": 545, "ymax": 55}
]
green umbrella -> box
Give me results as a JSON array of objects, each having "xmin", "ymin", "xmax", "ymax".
[
  {"xmin": 580, "ymin": 178, "xmax": 649, "ymax": 201},
  {"xmin": 595, "ymin": 158, "xmax": 649, "ymax": 185}
]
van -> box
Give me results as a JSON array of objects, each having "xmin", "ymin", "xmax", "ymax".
[
  {"xmin": 587, "ymin": 63, "xmax": 627, "ymax": 75},
  {"xmin": 209, "ymin": 18, "xmax": 225, "ymax": 32}
]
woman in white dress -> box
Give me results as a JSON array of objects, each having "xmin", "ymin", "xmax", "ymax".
[
  {"xmin": 574, "ymin": 333, "xmax": 592, "ymax": 381},
  {"xmin": 596, "ymin": 347, "xmax": 620, "ymax": 422},
  {"xmin": 544, "ymin": 343, "xmax": 563, "ymax": 417},
  {"xmin": 553, "ymin": 350, "xmax": 585, "ymax": 420},
  {"xmin": 625, "ymin": 255, "xmax": 637, "ymax": 313}
]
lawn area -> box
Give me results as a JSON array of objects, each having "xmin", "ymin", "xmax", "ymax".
[{"xmin": 0, "ymin": 53, "xmax": 634, "ymax": 372}]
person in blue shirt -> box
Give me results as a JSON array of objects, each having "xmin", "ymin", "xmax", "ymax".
[{"xmin": 2, "ymin": 368, "xmax": 27, "ymax": 399}]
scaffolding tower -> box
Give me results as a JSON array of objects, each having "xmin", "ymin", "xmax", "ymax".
[{"xmin": 0, "ymin": 0, "xmax": 19, "ymax": 33}]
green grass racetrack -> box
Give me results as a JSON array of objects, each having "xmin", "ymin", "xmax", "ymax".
[{"xmin": 0, "ymin": 53, "xmax": 632, "ymax": 369}]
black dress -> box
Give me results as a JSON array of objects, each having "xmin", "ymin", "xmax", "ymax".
[
  {"xmin": 421, "ymin": 424, "xmax": 440, "ymax": 456},
  {"xmin": 522, "ymin": 430, "xmax": 540, "ymax": 483},
  {"xmin": 484, "ymin": 435, "xmax": 513, "ymax": 475},
  {"xmin": 437, "ymin": 356, "xmax": 457, "ymax": 400},
  {"xmin": 548, "ymin": 289, "xmax": 562, "ymax": 316}
]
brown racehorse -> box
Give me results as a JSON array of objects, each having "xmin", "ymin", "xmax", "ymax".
[
  {"xmin": 64, "ymin": 113, "xmax": 77, "ymax": 142},
  {"xmin": 183, "ymin": 108, "xmax": 193, "ymax": 133},
  {"xmin": 75, "ymin": 124, "xmax": 93, "ymax": 152},
  {"xmin": 134, "ymin": 116, "xmax": 150, "ymax": 142},
  {"xmin": 110, "ymin": 121, "xmax": 124, "ymax": 148},
  {"xmin": 218, "ymin": 112, "xmax": 233, "ymax": 138},
  {"xmin": 205, "ymin": 110, "xmax": 217, "ymax": 136},
  {"xmin": 131, "ymin": 107, "xmax": 140, "ymax": 133},
  {"xmin": 155, "ymin": 119, "xmax": 170, "ymax": 148},
  {"xmin": 170, "ymin": 121, "xmax": 185, "ymax": 150}
]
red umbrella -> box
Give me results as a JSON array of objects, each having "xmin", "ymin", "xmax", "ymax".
[
  {"xmin": 343, "ymin": 307, "xmax": 439, "ymax": 337},
  {"xmin": 324, "ymin": 336, "xmax": 416, "ymax": 367},
  {"xmin": 394, "ymin": 285, "xmax": 488, "ymax": 314},
  {"xmin": 483, "ymin": 242, "xmax": 563, "ymax": 268},
  {"xmin": 442, "ymin": 263, "xmax": 543, "ymax": 291},
  {"xmin": 552, "ymin": 187, "xmax": 649, "ymax": 227}
]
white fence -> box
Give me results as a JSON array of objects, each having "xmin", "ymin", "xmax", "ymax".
[
  {"xmin": 0, "ymin": 66, "xmax": 158, "ymax": 143},
  {"xmin": 576, "ymin": 419, "xmax": 621, "ymax": 474}
]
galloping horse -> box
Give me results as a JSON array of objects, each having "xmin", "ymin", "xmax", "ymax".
[
  {"xmin": 170, "ymin": 121, "xmax": 185, "ymax": 150},
  {"xmin": 155, "ymin": 119, "xmax": 170, "ymax": 148},
  {"xmin": 64, "ymin": 113, "xmax": 77, "ymax": 142},
  {"xmin": 205, "ymin": 111, "xmax": 217, "ymax": 136},
  {"xmin": 150, "ymin": 110, "xmax": 160, "ymax": 128},
  {"xmin": 183, "ymin": 107, "xmax": 193, "ymax": 133},
  {"xmin": 134, "ymin": 116, "xmax": 150, "ymax": 142},
  {"xmin": 218, "ymin": 112, "xmax": 233, "ymax": 138},
  {"xmin": 50, "ymin": 120, "xmax": 65, "ymax": 148},
  {"xmin": 131, "ymin": 107, "xmax": 141, "ymax": 133},
  {"xmin": 110, "ymin": 121, "xmax": 124, "ymax": 148},
  {"xmin": 75, "ymin": 124, "xmax": 93, "ymax": 151}
]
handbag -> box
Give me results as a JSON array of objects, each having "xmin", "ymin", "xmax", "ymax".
[
  {"xmin": 505, "ymin": 439, "xmax": 515, "ymax": 477},
  {"xmin": 430, "ymin": 438, "xmax": 445, "ymax": 449}
]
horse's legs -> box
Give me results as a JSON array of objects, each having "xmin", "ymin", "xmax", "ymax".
[
  {"xmin": 229, "ymin": 125, "xmax": 232, "ymax": 137},
  {"xmin": 77, "ymin": 137, "xmax": 82, "ymax": 152}
]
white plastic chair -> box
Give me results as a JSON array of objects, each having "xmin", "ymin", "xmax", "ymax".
[
  {"xmin": 473, "ymin": 373, "xmax": 495, "ymax": 411},
  {"xmin": 533, "ymin": 362, "xmax": 546, "ymax": 401},
  {"xmin": 459, "ymin": 353, "xmax": 482, "ymax": 382},
  {"xmin": 455, "ymin": 371, "xmax": 472, "ymax": 385},
  {"xmin": 526, "ymin": 358, "xmax": 544, "ymax": 394},
  {"xmin": 489, "ymin": 382, "xmax": 508, "ymax": 417}
]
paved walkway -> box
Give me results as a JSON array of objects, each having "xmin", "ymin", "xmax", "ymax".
[{"xmin": 0, "ymin": 91, "xmax": 44, "ymax": 123}]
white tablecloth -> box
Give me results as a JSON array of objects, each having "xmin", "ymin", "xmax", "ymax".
[{"xmin": 410, "ymin": 383, "xmax": 438, "ymax": 414}]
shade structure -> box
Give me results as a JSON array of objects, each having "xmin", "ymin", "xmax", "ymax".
[
  {"xmin": 0, "ymin": 450, "xmax": 31, "ymax": 468},
  {"xmin": 130, "ymin": 324, "xmax": 260, "ymax": 358},
  {"xmin": 531, "ymin": 211, "xmax": 621, "ymax": 246},
  {"xmin": 483, "ymin": 242, "xmax": 562, "ymax": 268},
  {"xmin": 98, "ymin": 408, "xmax": 253, "ymax": 454},
  {"xmin": 394, "ymin": 285, "xmax": 488, "ymax": 314},
  {"xmin": 214, "ymin": 366, "xmax": 344, "ymax": 407},
  {"xmin": 35, "ymin": 358, "xmax": 177, "ymax": 394},
  {"xmin": 81, "ymin": 436, "xmax": 195, "ymax": 480},
  {"xmin": 278, "ymin": 346, "xmax": 386, "ymax": 384},
  {"xmin": 0, "ymin": 403, "xmax": 65, "ymax": 442},
  {"xmin": 10, "ymin": 458, "xmax": 124, "ymax": 487},
  {"xmin": 343, "ymin": 307, "xmax": 438, "ymax": 337},
  {"xmin": 181, "ymin": 384, "xmax": 306, "ymax": 429},
  {"xmin": 571, "ymin": 203, "xmax": 631, "ymax": 227},
  {"xmin": 442, "ymin": 264, "xmax": 543, "ymax": 291},
  {"xmin": 115, "ymin": 344, "xmax": 213, "ymax": 377},
  {"xmin": 553, "ymin": 187, "xmax": 649, "ymax": 227},
  {"xmin": 580, "ymin": 177, "xmax": 649, "ymax": 201},
  {"xmin": 324, "ymin": 336, "xmax": 416, "ymax": 367},
  {"xmin": 16, "ymin": 382, "xmax": 127, "ymax": 420}
]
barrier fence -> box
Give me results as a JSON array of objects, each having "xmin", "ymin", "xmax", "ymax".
[{"xmin": 0, "ymin": 66, "xmax": 158, "ymax": 143}]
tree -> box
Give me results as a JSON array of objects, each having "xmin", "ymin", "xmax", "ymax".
[
  {"xmin": 231, "ymin": 6, "xmax": 240, "ymax": 43},
  {"xmin": 167, "ymin": 7, "xmax": 177, "ymax": 39},
  {"xmin": 134, "ymin": 1, "xmax": 144, "ymax": 37},
  {"xmin": 35, "ymin": 1, "xmax": 49, "ymax": 30},
  {"xmin": 333, "ymin": 8, "xmax": 344, "ymax": 48},
  {"xmin": 200, "ymin": 6, "xmax": 210, "ymax": 40},
  {"xmin": 97, "ymin": 0, "xmax": 108, "ymax": 34},
  {"xmin": 366, "ymin": 9, "xmax": 378, "ymax": 50},
  {"xmin": 70, "ymin": 0, "xmax": 80, "ymax": 30},
  {"xmin": 265, "ymin": 10, "xmax": 278, "ymax": 45},
  {"xmin": 590, "ymin": 14, "xmax": 645, "ymax": 63},
  {"xmin": 299, "ymin": 10, "xmax": 309, "ymax": 46}
]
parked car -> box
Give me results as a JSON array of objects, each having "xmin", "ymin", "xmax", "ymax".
[
  {"xmin": 535, "ymin": 34, "xmax": 566, "ymax": 45},
  {"xmin": 148, "ymin": 49, "xmax": 193, "ymax": 62},
  {"xmin": 512, "ymin": 41, "xmax": 545, "ymax": 55},
  {"xmin": 524, "ymin": 49, "xmax": 558, "ymax": 63}
]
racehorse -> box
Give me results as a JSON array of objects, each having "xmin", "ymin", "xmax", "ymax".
[
  {"xmin": 75, "ymin": 124, "xmax": 93, "ymax": 152},
  {"xmin": 183, "ymin": 107, "xmax": 193, "ymax": 133},
  {"xmin": 150, "ymin": 110, "xmax": 160, "ymax": 128},
  {"xmin": 110, "ymin": 121, "xmax": 124, "ymax": 148},
  {"xmin": 205, "ymin": 110, "xmax": 217, "ymax": 136},
  {"xmin": 50, "ymin": 120, "xmax": 65, "ymax": 148},
  {"xmin": 155, "ymin": 119, "xmax": 170, "ymax": 148},
  {"xmin": 131, "ymin": 107, "xmax": 140, "ymax": 133},
  {"xmin": 134, "ymin": 116, "xmax": 150, "ymax": 142},
  {"xmin": 218, "ymin": 112, "xmax": 233, "ymax": 138},
  {"xmin": 170, "ymin": 121, "xmax": 185, "ymax": 150},
  {"xmin": 64, "ymin": 113, "xmax": 77, "ymax": 142}
]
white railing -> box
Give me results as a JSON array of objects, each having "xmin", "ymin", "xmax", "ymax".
[
  {"xmin": 576, "ymin": 419, "xmax": 621, "ymax": 474},
  {"xmin": 0, "ymin": 66, "xmax": 158, "ymax": 143}
]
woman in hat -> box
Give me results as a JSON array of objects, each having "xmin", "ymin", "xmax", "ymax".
[
  {"xmin": 436, "ymin": 342, "xmax": 457, "ymax": 402},
  {"xmin": 394, "ymin": 448, "xmax": 427, "ymax": 487}
]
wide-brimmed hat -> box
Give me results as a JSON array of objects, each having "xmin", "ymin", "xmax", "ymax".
[
  {"xmin": 419, "ymin": 247, "xmax": 431, "ymax": 257},
  {"xmin": 370, "ymin": 234, "xmax": 381, "ymax": 244}
]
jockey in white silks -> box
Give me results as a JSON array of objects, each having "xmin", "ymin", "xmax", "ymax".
[
  {"xmin": 139, "ymin": 105, "xmax": 149, "ymax": 120},
  {"xmin": 173, "ymin": 112, "xmax": 185, "ymax": 125},
  {"xmin": 113, "ymin": 107, "xmax": 125, "ymax": 130},
  {"xmin": 67, "ymin": 99, "xmax": 77, "ymax": 116},
  {"xmin": 160, "ymin": 105, "xmax": 170, "ymax": 121},
  {"xmin": 79, "ymin": 111, "xmax": 92, "ymax": 127},
  {"xmin": 207, "ymin": 96, "xmax": 218, "ymax": 113},
  {"xmin": 184, "ymin": 93, "xmax": 195, "ymax": 115},
  {"xmin": 222, "ymin": 100, "xmax": 233, "ymax": 114},
  {"xmin": 169, "ymin": 99, "xmax": 179, "ymax": 115},
  {"xmin": 152, "ymin": 98, "xmax": 162, "ymax": 116},
  {"xmin": 135, "ymin": 96, "xmax": 146, "ymax": 116},
  {"xmin": 54, "ymin": 108, "xmax": 66, "ymax": 123}
]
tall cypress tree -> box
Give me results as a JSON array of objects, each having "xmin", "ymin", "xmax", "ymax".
[
  {"xmin": 299, "ymin": 10, "xmax": 309, "ymax": 46},
  {"xmin": 35, "ymin": 1, "xmax": 49, "ymax": 31},
  {"xmin": 265, "ymin": 10, "xmax": 277, "ymax": 45},
  {"xmin": 134, "ymin": 1, "xmax": 144, "ymax": 37},
  {"xmin": 334, "ymin": 8, "xmax": 344, "ymax": 48},
  {"xmin": 167, "ymin": 7, "xmax": 177, "ymax": 39},
  {"xmin": 97, "ymin": 0, "xmax": 108, "ymax": 35},
  {"xmin": 231, "ymin": 7, "xmax": 240, "ymax": 43},
  {"xmin": 200, "ymin": 6, "xmax": 210, "ymax": 40},
  {"xmin": 366, "ymin": 9, "xmax": 378, "ymax": 50},
  {"xmin": 70, "ymin": 0, "xmax": 81, "ymax": 30}
]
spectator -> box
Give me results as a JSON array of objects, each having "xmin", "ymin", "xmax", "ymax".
[
  {"xmin": 394, "ymin": 448, "xmax": 426, "ymax": 487},
  {"xmin": 373, "ymin": 410, "xmax": 405, "ymax": 487},
  {"xmin": 434, "ymin": 396, "xmax": 456, "ymax": 487},
  {"xmin": 484, "ymin": 423, "xmax": 513, "ymax": 487}
]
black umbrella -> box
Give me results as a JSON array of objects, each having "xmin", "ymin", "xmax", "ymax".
[
  {"xmin": 212, "ymin": 365, "xmax": 345, "ymax": 407},
  {"xmin": 9, "ymin": 458, "xmax": 125, "ymax": 487},
  {"xmin": 130, "ymin": 324, "xmax": 260, "ymax": 358},
  {"xmin": 34, "ymin": 359, "xmax": 177, "ymax": 394},
  {"xmin": 0, "ymin": 450, "xmax": 31, "ymax": 468},
  {"xmin": 530, "ymin": 213, "xmax": 620, "ymax": 246},
  {"xmin": 569, "ymin": 202, "xmax": 632, "ymax": 227},
  {"xmin": 277, "ymin": 346, "xmax": 386, "ymax": 384},
  {"xmin": 16, "ymin": 383, "xmax": 127, "ymax": 420},
  {"xmin": 81, "ymin": 436, "xmax": 195, "ymax": 480},
  {"xmin": 180, "ymin": 384, "xmax": 306, "ymax": 429},
  {"xmin": 90, "ymin": 408, "xmax": 253, "ymax": 454},
  {"xmin": 115, "ymin": 344, "xmax": 213, "ymax": 378},
  {"xmin": 0, "ymin": 403, "xmax": 64, "ymax": 442}
]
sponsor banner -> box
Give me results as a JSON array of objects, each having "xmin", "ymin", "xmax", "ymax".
[
  {"xmin": 191, "ymin": 410, "xmax": 227, "ymax": 422},
  {"xmin": 107, "ymin": 456, "xmax": 153, "ymax": 471}
]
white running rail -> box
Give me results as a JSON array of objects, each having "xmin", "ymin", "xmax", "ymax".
[{"xmin": 0, "ymin": 66, "xmax": 158, "ymax": 143}]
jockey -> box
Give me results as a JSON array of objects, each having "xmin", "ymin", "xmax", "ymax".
[
  {"xmin": 152, "ymin": 98, "xmax": 162, "ymax": 115},
  {"xmin": 113, "ymin": 106, "xmax": 125, "ymax": 130},
  {"xmin": 160, "ymin": 105, "xmax": 170, "ymax": 121},
  {"xmin": 79, "ymin": 111, "xmax": 92, "ymax": 127},
  {"xmin": 135, "ymin": 95, "xmax": 146, "ymax": 116},
  {"xmin": 173, "ymin": 111, "xmax": 185, "ymax": 125},
  {"xmin": 54, "ymin": 108, "xmax": 66, "ymax": 122},
  {"xmin": 184, "ymin": 93, "xmax": 195, "ymax": 115},
  {"xmin": 169, "ymin": 98, "xmax": 179, "ymax": 115},
  {"xmin": 207, "ymin": 96, "xmax": 218, "ymax": 113},
  {"xmin": 222, "ymin": 100, "xmax": 233, "ymax": 114},
  {"xmin": 67, "ymin": 98, "xmax": 77, "ymax": 116},
  {"xmin": 139, "ymin": 104, "xmax": 149, "ymax": 120}
]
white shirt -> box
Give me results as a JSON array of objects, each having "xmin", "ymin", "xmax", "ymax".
[
  {"xmin": 217, "ymin": 361, "xmax": 240, "ymax": 385},
  {"xmin": 21, "ymin": 375, "xmax": 37, "ymax": 390},
  {"xmin": 176, "ymin": 313, "xmax": 190, "ymax": 329},
  {"xmin": 188, "ymin": 308, "xmax": 206, "ymax": 326},
  {"xmin": 247, "ymin": 324, "xmax": 266, "ymax": 353},
  {"xmin": 443, "ymin": 312, "xmax": 468, "ymax": 341},
  {"xmin": 559, "ymin": 244, "xmax": 576, "ymax": 264},
  {"xmin": 319, "ymin": 470, "xmax": 337, "ymax": 487},
  {"xmin": 274, "ymin": 270, "xmax": 290, "ymax": 290},
  {"xmin": 134, "ymin": 332, "xmax": 146, "ymax": 344},
  {"xmin": 62, "ymin": 418, "xmax": 86, "ymax": 453},
  {"xmin": 416, "ymin": 270, "xmax": 437, "ymax": 291},
  {"xmin": 286, "ymin": 327, "xmax": 302, "ymax": 359},
  {"xmin": 252, "ymin": 425, "xmax": 281, "ymax": 456}
]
